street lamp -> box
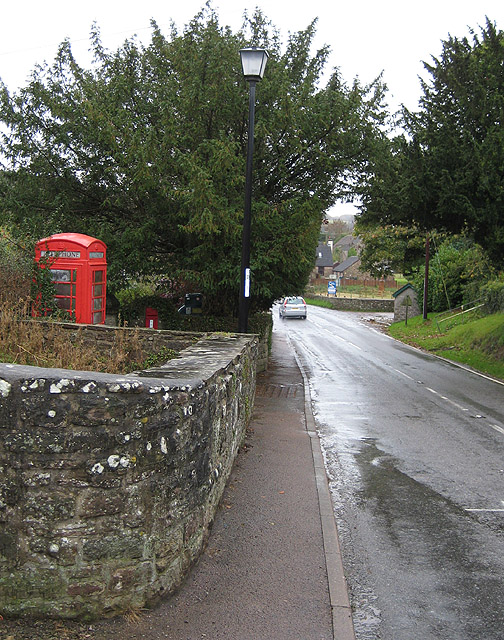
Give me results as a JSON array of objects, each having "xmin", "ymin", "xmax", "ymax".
[{"xmin": 238, "ymin": 47, "xmax": 268, "ymax": 333}]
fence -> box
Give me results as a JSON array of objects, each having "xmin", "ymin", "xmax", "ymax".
[{"xmin": 310, "ymin": 277, "xmax": 399, "ymax": 289}]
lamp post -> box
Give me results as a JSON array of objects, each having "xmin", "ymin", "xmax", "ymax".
[{"xmin": 238, "ymin": 47, "xmax": 268, "ymax": 333}]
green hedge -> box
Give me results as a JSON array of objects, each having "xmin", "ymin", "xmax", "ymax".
[
  {"xmin": 481, "ymin": 276, "xmax": 504, "ymax": 313},
  {"xmin": 118, "ymin": 294, "xmax": 272, "ymax": 340}
]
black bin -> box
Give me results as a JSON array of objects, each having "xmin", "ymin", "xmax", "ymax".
[{"xmin": 179, "ymin": 293, "xmax": 203, "ymax": 315}]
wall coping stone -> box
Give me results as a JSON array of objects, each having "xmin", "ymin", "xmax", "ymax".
[
  {"xmin": 0, "ymin": 333, "xmax": 254, "ymax": 389},
  {"xmin": 131, "ymin": 334, "xmax": 253, "ymax": 381}
]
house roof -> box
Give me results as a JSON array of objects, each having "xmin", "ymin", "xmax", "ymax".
[
  {"xmin": 335, "ymin": 235, "xmax": 356, "ymax": 247},
  {"xmin": 392, "ymin": 283, "xmax": 416, "ymax": 299},
  {"xmin": 315, "ymin": 244, "xmax": 333, "ymax": 267},
  {"xmin": 334, "ymin": 256, "xmax": 360, "ymax": 273}
]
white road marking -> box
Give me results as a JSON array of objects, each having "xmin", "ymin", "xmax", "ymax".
[
  {"xmin": 392, "ymin": 367, "xmax": 504, "ymax": 438},
  {"xmin": 491, "ymin": 424, "xmax": 504, "ymax": 435},
  {"xmin": 300, "ymin": 312, "xmax": 504, "ymax": 440},
  {"xmin": 393, "ymin": 368, "xmax": 414, "ymax": 381},
  {"xmin": 466, "ymin": 499, "xmax": 504, "ymax": 512},
  {"xmin": 465, "ymin": 508, "xmax": 504, "ymax": 512},
  {"xmin": 332, "ymin": 333, "xmax": 362, "ymax": 351},
  {"xmin": 439, "ymin": 396, "xmax": 470, "ymax": 412},
  {"xmin": 308, "ymin": 319, "xmax": 362, "ymax": 351}
]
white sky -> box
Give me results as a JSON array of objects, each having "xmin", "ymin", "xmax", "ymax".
[{"xmin": 1, "ymin": 1, "xmax": 503, "ymax": 216}]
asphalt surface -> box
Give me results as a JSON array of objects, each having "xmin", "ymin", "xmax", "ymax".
[
  {"xmin": 88, "ymin": 330, "xmax": 354, "ymax": 640},
  {"xmin": 281, "ymin": 306, "xmax": 504, "ymax": 640}
]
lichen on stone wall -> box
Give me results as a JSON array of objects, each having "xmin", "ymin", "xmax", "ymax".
[
  {"xmin": 0, "ymin": 379, "xmax": 12, "ymax": 397},
  {"xmin": 0, "ymin": 332, "xmax": 260, "ymax": 620}
]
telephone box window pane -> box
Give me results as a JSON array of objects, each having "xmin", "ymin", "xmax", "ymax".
[
  {"xmin": 93, "ymin": 284, "xmax": 103, "ymax": 296},
  {"xmin": 93, "ymin": 312, "xmax": 102, "ymax": 324},
  {"xmin": 56, "ymin": 297, "xmax": 71, "ymax": 310},
  {"xmin": 50, "ymin": 269, "xmax": 71, "ymax": 282},
  {"xmin": 55, "ymin": 283, "xmax": 71, "ymax": 296},
  {"xmin": 93, "ymin": 298, "xmax": 102, "ymax": 310},
  {"xmin": 93, "ymin": 271, "xmax": 103, "ymax": 283},
  {"xmin": 72, "ymin": 284, "xmax": 76, "ymax": 295}
]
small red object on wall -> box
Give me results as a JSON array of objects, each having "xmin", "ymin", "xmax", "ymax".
[
  {"xmin": 145, "ymin": 307, "xmax": 159, "ymax": 330},
  {"xmin": 34, "ymin": 233, "xmax": 107, "ymax": 324}
]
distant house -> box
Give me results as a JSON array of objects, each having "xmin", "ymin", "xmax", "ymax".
[
  {"xmin": 313, "ymin": 243, "xmax": 334, "ymax": 278},
  {"xmin": 333, "ymin": 256, "xmax": 361, "ymax": 280},
  {"xmin": 334, "ymin": 235, "xmax": 362, "ymax": 261}
]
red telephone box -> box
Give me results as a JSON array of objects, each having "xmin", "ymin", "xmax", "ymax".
[{"xmin": 34, "ymin": 233, "xmax": 107, "ymax": 324}]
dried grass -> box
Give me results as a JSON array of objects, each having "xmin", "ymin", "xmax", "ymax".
[{"xmin": 0, "ymin": 299, "xmax": 157, "ymax": 374}]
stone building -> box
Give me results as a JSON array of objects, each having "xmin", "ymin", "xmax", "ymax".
[
  {"xmin": 333, "ymin": 256, "xmax": 362, "ymax": 283},
  {"xmin": 392, "ymin": 283, "xmax": 421, "ymax": 323},
  {"xmin": 334, "ymin": 235, "xmax": 362, "ymax": 261},
  {"xmin": 312, "ymin": 243, "xmax": 334, "ymax": 278}
]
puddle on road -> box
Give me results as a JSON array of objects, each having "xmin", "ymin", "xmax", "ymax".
[{"xmin": 319, "ymin": 432, "xmax": 504, "ymax": 639}]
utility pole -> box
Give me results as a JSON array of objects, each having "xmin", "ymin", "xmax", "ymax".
[{"xmin": 423, "ymin": 233, "xmax": 430, "ymax": 320}]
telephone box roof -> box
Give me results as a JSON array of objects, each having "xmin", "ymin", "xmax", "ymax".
[{"xmin": 36, "ymin": 233, "xmax": 105, "ymax": 249}]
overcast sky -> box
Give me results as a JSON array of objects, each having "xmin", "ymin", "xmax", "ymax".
[{"xmin": 1, "ymin": 1, "xmax": 503, "ymax": 215}]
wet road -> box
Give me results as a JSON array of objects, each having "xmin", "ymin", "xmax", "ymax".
[{"xmin": 274, "ymin": 304, "xmax": 504, "ymax": 640}]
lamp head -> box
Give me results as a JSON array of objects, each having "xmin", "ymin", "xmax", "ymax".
[{"xmin": 239, "ymin": 47, "xmax": 269, "ymax": 82}]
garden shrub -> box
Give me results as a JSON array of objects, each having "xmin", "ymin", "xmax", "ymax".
[
  {"xmin": 481, "ymin": 275, "xmax": 504, "ymax": 313},
  {"xmin": 0, "ymin": 228, "xmax": 33, "ymax": 304},
  {"xmin": 411, "ymin": 237, "xmax": 489, "ymax": 312}
]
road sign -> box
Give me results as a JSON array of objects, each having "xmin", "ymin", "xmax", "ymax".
[{"xmin": 328, "ymin": 281, "xmax": 337, "ymax": 295}]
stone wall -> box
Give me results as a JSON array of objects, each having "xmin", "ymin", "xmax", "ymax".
[
  {"xmin": 38, "ymin": 320, "xmax": 206, "ymax": 356},
  {"xmin": 309, "ymin": 296, "xmax": 394, "ymax": 312},
  {"xmin": 34, "ymin": 320, "xmax": 270, "ymax": 374},
  {"xmin": 0, "ymin": 333, "xmax": 258, "ymax": 620},
  {"xmin": 255, "ymin": 324, "xmax": 271, "ymax": 373}
]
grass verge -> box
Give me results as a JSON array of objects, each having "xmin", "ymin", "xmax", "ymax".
[
  {"xmin": 305, "ymin": 296, "xmax": 334, "ymax": 309},
  {"xmin": 388, "ymin": 312, "xmax": 504, "ymax": 381}
]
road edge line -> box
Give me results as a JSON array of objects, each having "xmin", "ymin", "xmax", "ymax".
[{"xmin": 288, "ymin": 335, "xmax": 356, "ymax": 640}]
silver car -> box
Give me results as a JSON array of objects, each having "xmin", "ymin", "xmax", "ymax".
[{"xmin": 279, "ymin": 296, "xmax": 307, "ymax": 320}]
